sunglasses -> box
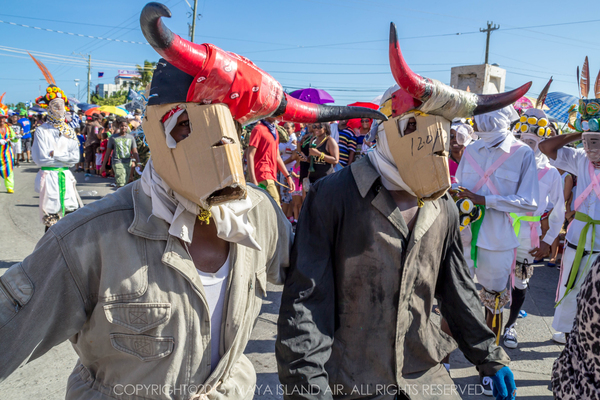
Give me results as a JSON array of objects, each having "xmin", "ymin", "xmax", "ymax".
[
  {"xmin": 312, "ymin": 124, "xmax": 324, "ymax": 129},
  {"xmin": 361, "ymin": 119, "xmax": 370, "ymax": 123}
]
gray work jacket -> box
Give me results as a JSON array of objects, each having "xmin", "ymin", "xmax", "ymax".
[
  {"xmin": 276, "ymin": 157, "xmax": 510, "ymax": 400},
  {"xmin": 0, "ymin": 180, "xmax": 292, "ymax": 400}
]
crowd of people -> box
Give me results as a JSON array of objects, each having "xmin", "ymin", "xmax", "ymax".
[
  {"xmin": 1, "ymin": 4, "xmax": 600, "ymax": 400},
  {"xmin": 1, "ymin": 108, "xmax": 148, "ymax": 189}
]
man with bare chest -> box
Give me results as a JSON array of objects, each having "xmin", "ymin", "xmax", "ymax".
[{"xmin": 275, "ymin": 23, "xmax": 528, "ymax": 400}]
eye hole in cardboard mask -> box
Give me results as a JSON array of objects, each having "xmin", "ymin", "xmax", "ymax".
[
  {"xmin": 170, "ymin": 111, "xmax": 191, "ymax": 143},
  {"xmin": 402, "ymin": 117, "xmax": 417, "ymax": 136}
]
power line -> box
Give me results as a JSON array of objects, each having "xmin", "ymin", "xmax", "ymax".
[
  {"xmin": 0, "ymin": 19, "xmax": 149, "ymax": 45},
  {"xmin": 0, "ymin": 13, "xmax": 137, "ymax": 30}
]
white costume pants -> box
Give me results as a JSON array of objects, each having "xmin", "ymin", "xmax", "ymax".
[
  {"xmin": 463, "ymin": 228, "xmax": 515, "ymax": 313},
  {"xmin": 552, "ymin": 246, "xmax": 599, "ymax": 333}
]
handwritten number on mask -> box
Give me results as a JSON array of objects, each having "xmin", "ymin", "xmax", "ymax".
[{"xmin": 410, "ymin": 132, "xmax": 436, "ymax": 156}]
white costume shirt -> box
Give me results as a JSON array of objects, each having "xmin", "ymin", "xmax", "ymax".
[
  {"xmin": 197, "ymin": 252, "xmax": 231, "ymax": 372},
  {"xmin": 32, "ymin": 123, "xmax": 81, "ymax": 218},
  {"xmin": 552, "ymin": 147, "xmax": 600, "ymax": 251},
  {"xmin": 514, "ymin": 161, "xmax": 565, "ymax": 246},
  {"xmin": 456, "ymin": 134, "xmax": 539, "ymax": 251}
]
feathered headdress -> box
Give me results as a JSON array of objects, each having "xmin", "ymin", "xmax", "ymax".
[
  {"xmin": 29, "ymin": 53, "xmax": 70, "ymax": 111},
  {"xmin": 572, "ymin": 57, "xmax": 600, "ymax": 132}
]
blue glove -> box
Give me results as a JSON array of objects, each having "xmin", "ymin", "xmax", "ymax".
[{"xmin": 491, "ymin": 366, "xmax": 516, "ymax": 400}]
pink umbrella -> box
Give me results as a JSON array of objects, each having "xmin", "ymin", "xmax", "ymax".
[
  {"xmin": 513, "ymin": 96, "xmax": 533, "ymax": 112},
  {"xmin": 289, "ymin": 88, "xmax": 335, "ymax": 104}
]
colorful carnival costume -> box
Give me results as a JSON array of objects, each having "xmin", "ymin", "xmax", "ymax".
[
  {"xmin": 456, "ymin": 105, "xmax": 539, "ymax": 343},
  {"xmin": 31, "ymin": 78, "xmax": 82, "ymax": 228},
  {"xmin": 0, "ymin": 4, "xmax": 385, "ymax": 400},
  {"xmin": 502, "ymin": 95, "xmax": 565, "ymax": 348},
  {"xmin": 277, "ymin": 23, "xmax": 530, "ymax": 400},
  {"xmin": 550, "ymin": 59, "xmax": 600, "ymax": 336},
  {"xmin": 0, "ymin": 109, "xmax": 16, "ymax": 193}
]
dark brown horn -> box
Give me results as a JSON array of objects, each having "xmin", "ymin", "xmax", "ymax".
[
  {"xmin": 140, "ymin": 2, "xmax": 207, "ymax": 77},
  {"xmin": 276, "ymin": 94, "xmax": 387, "ymax": 123},
  {"xmin": 389, "ymin": 22, "xmax": 532, "ymax": 117}
]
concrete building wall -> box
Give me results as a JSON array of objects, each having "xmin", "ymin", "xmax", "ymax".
[
  {"xmin": 95, "ymin": 83, "xmax": 120, "ymax": 98},
  {"xmin": 450, "ymin": 64, "xmax": 506, "ymax": 94}
]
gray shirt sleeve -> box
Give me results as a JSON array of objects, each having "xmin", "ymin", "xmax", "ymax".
[
  {"xmin": 0, "ymin": 231, "xmax": 88, "ymax": 382},
  {"xmin": 107, "ymin": 136, "xmax": 115, "ymax": 151}
]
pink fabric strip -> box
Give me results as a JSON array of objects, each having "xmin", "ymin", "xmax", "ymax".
[
  {"xmin": 529, "ymin": 167, "xmax": 551, "ymax": 248},
  {"xmin": 574, "ymin": 161, "xmax": 600, "ymax": 211},
  {"xmin": 463, "ymin": 144, "xmax": 521, "ymax": 195}
]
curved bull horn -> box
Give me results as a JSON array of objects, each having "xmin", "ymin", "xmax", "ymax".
[
  {"xmin": 141, "ymin": 2, "xmax": 387, "ymax": 124},
  {"xmin": 277, "ymin": 94, "xmax": 388, "ymax": 123},
  {"xmin": 389, "ymin": 22, "xmax": 531, "ymax": 118},
  {"xmin": 140, "ymin": 2, "xmax": 207, "ymax": 77}
]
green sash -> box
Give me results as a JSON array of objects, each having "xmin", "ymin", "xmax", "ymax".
[
  {"xmin": 41, "ymin": 167, "xmax": 68, "ymax": 216},
  {"xmin": 509, "ymin": 213, "xmax": 541, "ymax": 237},
  {"xmin": 470, "ymin": 205, "xmax": 485, "ymax": 268},
  {"xmin": 557, "ymin": 211, "xmax": 600, "ymax": 306}
]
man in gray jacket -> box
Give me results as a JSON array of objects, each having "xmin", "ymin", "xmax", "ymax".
[
  {"xmin": 276, "ymin": 24, "xmax": 531, "ymax": 400},
  {"xmin": 0, "ymin": 3, "xmax": 386, "ymax": 400}
]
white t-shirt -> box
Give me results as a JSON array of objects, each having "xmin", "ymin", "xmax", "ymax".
[
  {"xmin": 197, "ymin": 252, "xmax": 231, "ymax": 372},
  {"xmin": 279, "ymin": 133, "xmax": 297, "ymax": 170}
]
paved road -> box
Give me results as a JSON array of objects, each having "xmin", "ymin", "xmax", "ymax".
[{"xmin": 0, "ymin": 166, "xmax": 559, "ymax": 399}]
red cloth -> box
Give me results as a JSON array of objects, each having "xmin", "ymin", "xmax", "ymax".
[
  {"xmin": 249, "ymin": 124, "xmax": 279, "ymax": 182},
  {"xmin": 448, "ymin": 158, "xmax": 458, "ymax": 184}
]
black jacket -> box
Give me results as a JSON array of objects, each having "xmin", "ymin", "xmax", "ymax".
[{"xmin": 276, "ymin": 157, "xmax": 509, "ymax": 400}]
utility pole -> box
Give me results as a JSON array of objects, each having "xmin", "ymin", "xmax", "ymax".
[
  {"xmin": 190, "ymin": 0, "xmax": 199, "ymax": 43},
  {"xmin": 480, "ymin": 21, "xmax": 499, "ymax": 65},
  {"xmin": 87, "ymin": 54, "xmax": 91, "ymax": 103},
  {"xmin": 74, "ymin": 53, "xmax": 92, "ymax": 103}
]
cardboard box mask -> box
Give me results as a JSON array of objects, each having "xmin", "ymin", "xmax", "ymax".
[
  {"xmin": 382, "ymin": 114, "xmax": 451, "ymax": 201},
  {"xmin": 144, "ymin": 103, "xmax": 246, "ymax": 209}
]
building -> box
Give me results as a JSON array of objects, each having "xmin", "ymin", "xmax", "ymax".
[
  {"xmin": 95, "ymin": 70, "xmax": 142, "ymax": 98},
  {"xmin": 450, "ymin": 64, "xmax": 506, "ymax": 94},
  {"xmin": 95, "ymin": 83, "xmax": 120, "ymax": 99},
  {"xmin": 114, "ymin": 70, "xmax": 142, "ymax": 88}
]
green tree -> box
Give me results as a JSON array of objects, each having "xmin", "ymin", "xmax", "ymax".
[
  {"xmin": 135, "ymin": 60, "xmax": 157, "ymax": 89},
  {"xmin": 91, "ymin": 90, "xmax": 128, "ymax": 106}
]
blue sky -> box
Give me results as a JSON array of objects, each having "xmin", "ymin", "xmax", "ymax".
[{"xmin": 0, "ymin": 0, "xmax": 595, "ymax": 106}]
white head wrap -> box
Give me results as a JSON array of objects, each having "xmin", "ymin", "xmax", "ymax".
[
  {"xmin": 450, "ymin": 121, "xmax": 477, "ymax": 146},
  {"xmin": 473, "ymin": 106, "xmax": 519, "ymax": 148},
  {"xmin": 367, "ymin": 113, "xmax": 417, "ymax": 195},
  {"xmin": 141, "ymin": 159, "xmax": 261, "ymax": 250}
]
